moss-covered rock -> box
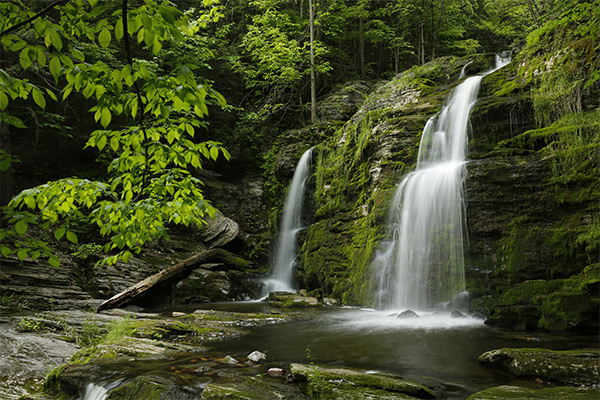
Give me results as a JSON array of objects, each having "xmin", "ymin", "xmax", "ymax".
[
  {"xmin": 466, "ymin": 385, "xmax": 600, "ymax": 400},
  {"xmin": 202, "ymin": 375, "xmax": 308, "ymax": 400},
  {"xmin": 485, "ymin": 265, "xmax": 599, "ymax": 332},
  {"xmin": 478, "ymin": 348, "xmax": 600, "ymax": 385},
  {"xmin": 290, "ymin": 363, "xmax": 435, "ymax": 399}
]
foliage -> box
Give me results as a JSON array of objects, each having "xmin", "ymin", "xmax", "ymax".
[{"xmin": 0, "ymin": 0, "xmax": 231, "ymax": 266}]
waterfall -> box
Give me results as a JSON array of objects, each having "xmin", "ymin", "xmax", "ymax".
[
  {"xmin": 263, "ymin": 148, "xmax": 313, "ymax": 295},
  {"xmin": 374, "ymin": 54, "xmax": 510, "ymax": 311},
  {"xmin": 79, "ymin": 383, "xmax": 108, "ymax": 400}
]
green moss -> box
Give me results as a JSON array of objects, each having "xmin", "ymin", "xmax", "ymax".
[
  {"xmin": 486, "ymin": 265, "xmax": 599, "ymax": 332},
  {"xmin": 467, "ymin": 385, "xmax": 600, "ymax": 400}
]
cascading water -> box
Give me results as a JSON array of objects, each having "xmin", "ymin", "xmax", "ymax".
[
  {"xmin": 262, "ymin": 148, "xmax": 313, "ymax": 295},
  {"xmin": 374, "ymin": 53, "xmax": 511, "ymax": 311}
]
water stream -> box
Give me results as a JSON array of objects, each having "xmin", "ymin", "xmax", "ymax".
[
  {"xmin": 374, "ymin": 54, "xmax": 511, "ymax": 311},
  {"xmin": 262, "ymin": 148, "xmax": 313, "ymax": 296},
  {"xmin": 78, "ymin": 305, "xmax": 596, "ymax": 400}
]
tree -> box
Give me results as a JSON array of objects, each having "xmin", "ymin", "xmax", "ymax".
[{"xmin": 0, "ymin": 0, "xmax": 230, "ymax": 267}]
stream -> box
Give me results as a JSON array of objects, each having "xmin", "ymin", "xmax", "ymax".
[{"xmin": 76, "ymin": 302, "xmax": 594, "ymax": 400}]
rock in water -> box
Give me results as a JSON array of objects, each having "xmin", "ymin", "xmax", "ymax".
[
  {"xmin": 450, "ymin": 310, "xmax": 467, "ymax": 318},
  {"xmin": 478, "ymin": 348, "xmax": 600, "ymax": 385},
  {"xmin": 221, "ymin": 355, "xmax": 238, "ymax": 365},
  {"xmin": 247, "ymin": 350, "xmax": 266, "ymax": 363},
  {"xmin": 397, "ymin": 310, "xmax": 419, "ymax": 319}
]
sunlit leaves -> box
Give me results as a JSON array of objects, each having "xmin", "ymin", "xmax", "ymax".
[{"xmin": 0, "ymin": 0, "xmax": 230, "ymax": 268}]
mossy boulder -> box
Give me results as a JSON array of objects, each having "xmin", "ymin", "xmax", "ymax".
[
  {"xmin": 466, "ymin": 385, "xmax": 600, "ymax": 400},
  {"xmin": 290, "ymin": 363, "xmax": 435, "ymax": 399},
  {"xmin": 478, "ymin": 348, "xmax": 600, "ymax": 385},
  {"xmin": 485, "ymin": 265, "xmax": 599, "ymax": 332},
  {"xmin": 202, "ymin": 375, "xmax": 308, "ymax": 400}
]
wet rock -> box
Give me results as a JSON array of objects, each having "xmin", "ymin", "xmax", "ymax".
[
  {"xmin": 323, "ymin": 298, "xmax": 339, "ymax": 306},
  {"xmin": 197, "ymin": 211, "xmax": 240, "ymax": 249},
  {"xmin": 247, "ymin": 350, "xmax": 266, "ymax": 363},
  {"xmin": 317, "ymin": 81, "xmax": 373, "ymax": 122},
  {"xmin": 466, "ymin": 385, "xmax": 600, "ymax": 400},
  {"xmin": 450, "ymin": 310, "xmax": 467, "ymax": 319},
  {"xmin": 221, "ymin": 355, "xmax": 239, "ymax": 365},
  {"xmin": 397, "ymin": 310, "xmax": 420, "ymax": 319},
  {"xmin": 0, "ymin": 324, "xmax": 79, "ymax": 400},
  {"xmin": 268, "ymin": 292, "xmax": 321, "ymax": 308},
  {"xmin": 267, "ymin": 367, "xmax": 285, "ymax": 376},
  {"xmin": 202, "ymin": 374, "xmax": 308, "ymax": 400},
  {"xmin": 484, "ymin": 267, "xmax": 600, "ymax": 333},
  {"xmin": 478, "ymin": 348, "xmax": 600, "ymax": 385},
  {"xmin": 290, "ymin": 363, "xmax": 435, "ymax": 399}
]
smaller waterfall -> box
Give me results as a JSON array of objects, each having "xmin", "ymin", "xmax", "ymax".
[
  {"xmin": 263, "ymin": 148, "xmax": 313, "ymax": 295},
  {"xmin": 79, "ymin": 383, "xmax": 108, "ymax": 400}
]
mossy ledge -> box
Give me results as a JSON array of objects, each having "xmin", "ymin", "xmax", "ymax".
[{"xmin": 478, "ymin": 348, "xmax": 600, "ymax": 385}]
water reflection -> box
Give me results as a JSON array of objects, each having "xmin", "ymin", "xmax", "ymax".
[{"xmin": 208, "ymin": 308, "xmax": 597, "ymax": 398}]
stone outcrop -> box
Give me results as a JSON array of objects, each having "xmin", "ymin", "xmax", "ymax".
[
  {"xmin": 478, "ymin": 348, "xmax": 600, "ymax": 385},
  {"xmin": 466, "ymin": 385, "xmax": 600, "ymax": 400},
  {"xmin": 290, "ymin": 363, "xmax": 436, "ymax": 399}
]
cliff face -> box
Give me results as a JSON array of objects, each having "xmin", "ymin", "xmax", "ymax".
[{"xmin": 270, "ymin": 25, "xmax": 599, "ymax": 331}]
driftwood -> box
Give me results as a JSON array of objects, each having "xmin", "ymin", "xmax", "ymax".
[{"xmin": 96, "ymin": 248, "xmax": 250, "ymax": 311}]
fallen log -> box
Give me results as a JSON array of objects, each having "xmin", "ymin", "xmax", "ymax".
[{"xmin": 96, "ymin": 248, "xmax": 250, "ymax": 311}]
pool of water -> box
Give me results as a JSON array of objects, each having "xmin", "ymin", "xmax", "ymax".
[
  {"xmin": 206, "ymin": 306, "xmax": 597, "ymax": 398},
  {"xmin": 82, "ymin": 304, "xmax": 597, "ymax": 399}
]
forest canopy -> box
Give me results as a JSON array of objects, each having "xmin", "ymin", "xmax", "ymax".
[{"xmin": 0, "ymin": 0, "xmax": 582, "ymax": 266}]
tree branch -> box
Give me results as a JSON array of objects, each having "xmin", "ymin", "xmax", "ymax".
[{"xmin": 0, "ymin": 0, "xmax": 69, "ymax": 37}]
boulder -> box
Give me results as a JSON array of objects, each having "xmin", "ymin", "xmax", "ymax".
[
  {"xmin": 247, "ymin": 351, "xmax": 266, "ymax": 363},
  {"xmin": 397, "ymin": 310, "xmax": 420, "ymax": 319},
  {"xmin": 198, "ymin": 211, "xmax": 240, "ymax": 249},
  {"xmin": 202, "ymin": 375, "xmax": 307, "ymax": 400},
  {"xmin": 478, "ymin": 348, "xmax": 600, "ymax": 385},
  {"xmin": 290, "ymin": 363, "xmax": 435, "ymax": 399},
  {"xmin": 466, "ymin": 385, "xmax": 600, "ymax": 400},
  {"xmin": 450, "ymin": 310, "xmax": 467, "ymax": 319}
]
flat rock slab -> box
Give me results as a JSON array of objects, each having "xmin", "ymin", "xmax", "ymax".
[
  {"xmin": 202, "ymin": 375, "xmax": 308, "ymax": 400},
  {"xmin": 466, "ymin": 385, "xmax": 600, "ymax": 400},
  {"xmin": 478, "ymin": 348, "xmax": 600, "ymax": 385},
  {"xmin": 0, "ymin": 324, "xmax": 79, "ymax": 400},
  {"xmin": 290, "ymin": 363, "xmax": 435, "ymax": 399}
]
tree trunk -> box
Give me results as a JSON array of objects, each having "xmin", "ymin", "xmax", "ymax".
[
  {"xmin": 96, "ymin": 249, "xmax": 250, "ymax": 311},
  {"xmin": 309, "ymin": 0, "xmax": 317, "ymax": 123},
  {"xmin": 359, "ymin": 17, "xmax": 366, "ymax": 79}
]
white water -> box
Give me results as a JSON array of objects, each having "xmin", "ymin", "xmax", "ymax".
[
  {"xmin": 79, "ymin": 383, "xmax": 108, "ymax": 400},
  {"xmin": 374, "ymin": 53, "xmax": 511, "ymax": 311},
  {"xmin": 263, "ymin": 148, "xmax": 313, "ymax": 295}
]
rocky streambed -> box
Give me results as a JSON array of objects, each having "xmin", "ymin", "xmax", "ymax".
[{"xmin": 1, "ymin": 299, "xmax": 598, "ymax": 400}]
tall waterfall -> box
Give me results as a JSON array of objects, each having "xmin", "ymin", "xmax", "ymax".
[
  {"xmin": 374, "ymin": 54, "xmax": 510, "ymax": 311},
  {"xmin": 264, "ymin": 148, "xmax": 313, "ymax": 294}
]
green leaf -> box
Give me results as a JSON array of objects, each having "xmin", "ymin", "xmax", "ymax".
[
  {"xmin": 100, "ymin": 108, "xmax": 111, "ymax": 128},
  {"xmin": 46, "ymin": 29, "xmax": 63, "ymax": 51},
  {"xmin": 66, "ymin": 231, "xmax": 78, "ymax": 244},
  {"xmin": 98, "ymin": 27, "xmax": 111, "ymax": 48},
  {"xmin": 0, "ymin": 92, "xmax": 8, "ymax": 110},
  {"xmin": 17, "ymin": 249, "xmax": 28, "ymax": 261},
  {"xmin": 1, "ymin": 246, "xmax": 11, "ymax": 257},
  {"xmin": 97, "ymin": 134, "xmax": 107, "ymax": 151},
  {"xmin": 49, "ymin": 56, "xmax": 61, "ymax": 81},
  {"xmin": 48, "ymin": 256, "xmax": 60, "ymax": 268},
  {"xmin": 110, "ymin": 136, "xmax": 119, "ymax": 152},
  {"xmin": 54, "ymin": 227, "xmax": 66, "ymax": 241},
  {"xmin": 115, "ymin": 17, "xmax": 124, "ymax": 40},
  {"xmin": 15, "ymin": 220, "xmax": 28, "ymax": 235},
  {"xmin": 159, "ymin": 7, "xmax": 175, "ymax": 24},
  {"xmin": 1, "ymin": 114, "xmax": 27, "ymax": 129},
  {"xmin": 32, "ymin": 87, "xmax": 46, "ymax": 110},
  {"xmin": 19, "ymin": 47, "xmax": 32, "ymax": 70},
  {"xmin": 210, "ymin": 146, "xmax": 219, "ymax": 161}
]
